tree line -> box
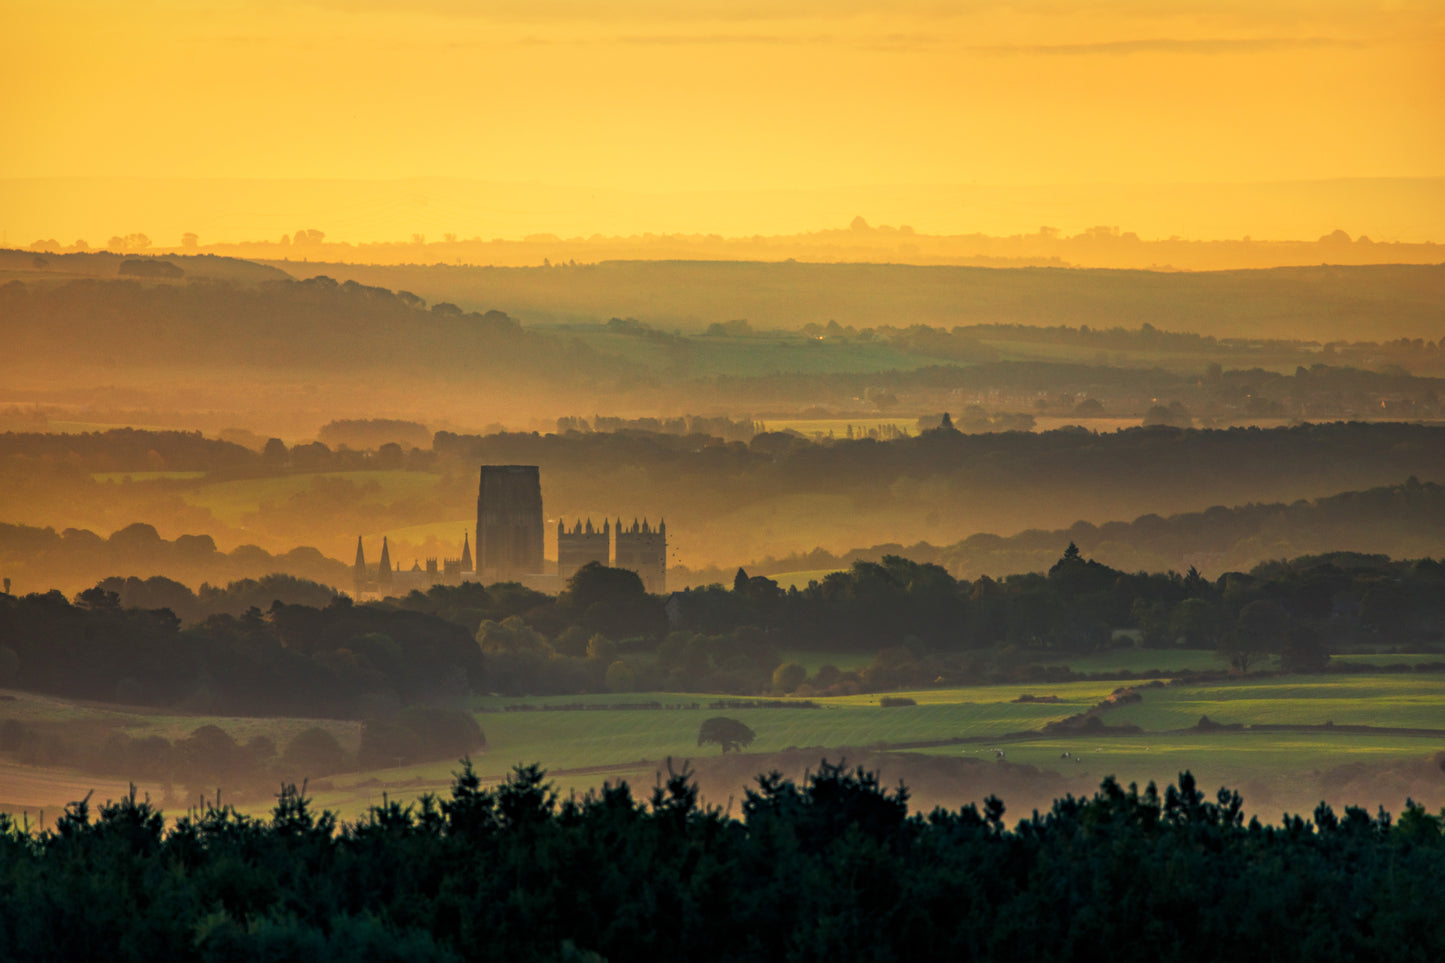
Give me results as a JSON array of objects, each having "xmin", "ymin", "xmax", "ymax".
[
  {"xmin": 7, "ymin": 268, "xmax": 1445, "ymax": 427},
  {"xmin": 0, "ymin": 762, "xmax": 1438, "ymax": 961},
  {"xmin": 0, "ymin": 521, "xmax": 352, "ymax": 598},
  {"xmin": 3, "ymin": 544, "xmax": 1442, "ymax": 708},
  {"xmin": 7, "ymin": 425, "xmax": 1445, "ymax": 595},
  {"xmin": 0, "ymin": 275, "xmax": 590, "ymax": 379},
  {"xmin": 0, "ymin": 587, "xmax": 483, "ymax": 717},
  {"xmin": 713, "ymin": 477, "xmax": 1445, "ymax": 588}
]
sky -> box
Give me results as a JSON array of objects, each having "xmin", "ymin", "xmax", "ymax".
[{"xmin": 2, "ymin": 0, "xmax": 1442, "ymax": 242}]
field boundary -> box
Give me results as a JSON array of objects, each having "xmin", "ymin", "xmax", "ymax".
[
  {"xmin": 1187, "ymin": 721, "xmax": 1445, "ymax": 738},
  {"xmin": 489, "ymin": 699, "xmax": 823, "ymax": 713}
]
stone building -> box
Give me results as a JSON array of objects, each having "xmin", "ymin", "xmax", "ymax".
[
  {"xmin": 354, "ymin": 532, "xmax": 473, "ymax": 597},
  {"xmin": 556, "ymin": 516, "xmax": 667, "ymax": 594},
  {"xmin": 353, "ymin": 465, "xmax": 668, "ymax": 597},
  {"xmin": 557, "ymin": 518, "xmax": 610, "ymax": 580},
  {"xmin": 615, "ymin": 517, "xmax": 667, "ymax": 594},
  {"xmin": 476, "ymin": 465, "xmax": 544, "ymax": 583}
]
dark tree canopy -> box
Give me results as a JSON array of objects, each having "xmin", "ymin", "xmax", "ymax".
[
  {"xmin": 698, "ymin": 716, "xmax": 755, "ymax": 753},
  {"xmin": 0, "ymin": 765, "xmax": 1439, "ymax": 962}
]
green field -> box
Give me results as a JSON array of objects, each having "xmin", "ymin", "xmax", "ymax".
[
  {"xmin": 1332, "ymin": 653, "xmax": 1445, "ymax": 667},
  {"xmin": 470, "ymin": 684, "xmax": 1113, "ymax": 771},
  {"xmin": 181, "ymin": 470, "xmax": 441, "ymax": 526},
  {"xmin": 4, "ymin": 669, "xmax": 1442, "ymax": 823},
  {"xmin": 1099, "ymin": 675, "xmax": 1445, "ymax": 731},
  {"xmin": 1043, "ymin": 649, "xmax": 1441, "ymax": 676}
]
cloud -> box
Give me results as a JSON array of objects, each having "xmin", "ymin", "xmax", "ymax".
[
  {"xmin": 962, "ymin": 36, "xmax": 1366, "ymax": 55},
  {"xmin": 272, "ymin": 0, "xmax": 1443, "ymax": 29},
  {"xmin": 612, "ymin": 32, "xmax": 830, "ymax": 46},
  {"xmin": 407, "ymin": 29, "xmax": 1362, "ymax": 53}
]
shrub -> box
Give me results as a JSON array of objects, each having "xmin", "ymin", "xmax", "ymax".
[
  {"xmin": 360, "ymin": 708, "xmax": 485, "ymax": 770},
  {"xmin": 281, "ymin": 727, "xmax": 349, "ymax": 779},
  {"xmin": 772, "ymin": 662, "xmax": 807, "ymax": 693}
]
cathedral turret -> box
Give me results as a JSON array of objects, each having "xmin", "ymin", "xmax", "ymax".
[
  {"xmin": 615, "ymin": 514, "xmax": 666, "ymax": 594},
  {"xmin": 559, "ymin": 514, "xmax": 610, "ymax": 580}
]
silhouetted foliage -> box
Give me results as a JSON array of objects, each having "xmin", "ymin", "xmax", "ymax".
[
  {"xmin": 0, "ymin": 765, "xmax": 1438, "ymax": 961},
  {"xmin": 697, "ymin": 716, "xmax": 755, "ymax": 753}
]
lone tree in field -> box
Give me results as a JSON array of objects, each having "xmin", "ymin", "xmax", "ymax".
[{"xmin": 698, "ymin": 717, "xmax": 755, "ymax": 754}]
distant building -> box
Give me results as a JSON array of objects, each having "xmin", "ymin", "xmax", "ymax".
[
  {"xmin": 476, "ymin": 465, "xmax": 544, "ymax": 583},
  {"xmin": 557, "ymin": 518, "xmax": 610, "ymax": 581},
  {"xmin": 614, "ymin": 517, "xmax": 667, "ymax": 594},
  {"xmin": 354, "ymin": 531, "xmax": 473, "ymax": 598},
  {"xmin": 556, "ymin": 516, "xmax": 667, "ymax": 593},
  {"xmin": 353, "ymin": 465, "xmax": 669, "ymax": 597}
]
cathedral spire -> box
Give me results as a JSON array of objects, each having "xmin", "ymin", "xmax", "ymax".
[
  {"xmin": 354, "ymin": 535, "xmax": 366, "ymax": 572},
  {"xmin": 461, "ymin": 531, "xmax": 472, "ymax": 571},
  {"xmin": 378, "ymin": 536, "xmax": 392, "ymax": 581}
]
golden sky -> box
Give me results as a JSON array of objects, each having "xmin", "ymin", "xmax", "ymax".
[{"xmin": 2, "ymin": 0, "xmax": 1442, "ymax": 241}]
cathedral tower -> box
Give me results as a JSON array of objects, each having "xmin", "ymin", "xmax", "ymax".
[
  {"xmin": 476, "ymin": 465, "xmax": 543, "ymax": 583},
  {"xmin": 614, "ymin": 517, "xmax": 666, "ymax": 594},
  {"xmin": 558, "ymin": 517, "xmax": 610, "ymax": 582}
]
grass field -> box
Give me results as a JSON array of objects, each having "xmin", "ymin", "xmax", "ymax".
[
  {"xmin": 3, "ymin": 669, "xmax": 1442, "ymax": 824},
  {"xmin": 469, "ymin": 685, "xmax": 1110, "ymax": 772},
  {"xmin": 302, "ymin": 682, "xmax": 1121, "ymax": 816},
  {"xmin": 1332, "ymin": 653, "xmax": 1445, "ymax": 667},
  {"xmin": 1099, "ymin": 675, "xmax": 1445, "ymax": 732},
  {"xmin": 919, "ymin": 731, "xmax": 1437, "ymax": 780}
]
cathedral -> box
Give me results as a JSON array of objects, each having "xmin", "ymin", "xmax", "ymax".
[
  {"xmin": 352, "ymin": 531, "xmax": 473, "ymax": 597},
  {"xmin": 353, "ymin": 464, "xmax": 667, "ymax": 596},
  {"xmin": 557, "ymin": 516, "xmax": 667, "ymax": 593}
]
